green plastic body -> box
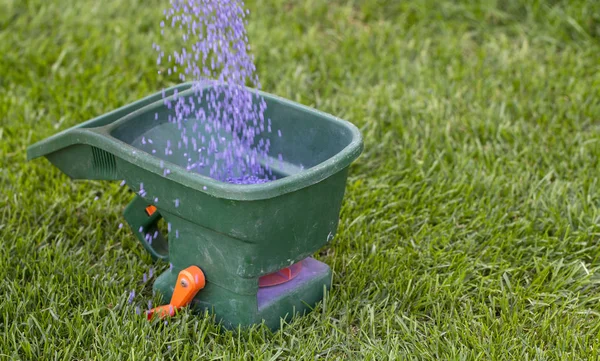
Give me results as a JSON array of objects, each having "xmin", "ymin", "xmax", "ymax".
[{"xmin": 27, "ymin": 83, "xmax": 363, "ymax": 329}]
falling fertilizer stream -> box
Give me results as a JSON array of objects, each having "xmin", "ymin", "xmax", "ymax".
[
  {"xmin": 127, "ymin": 0, "xmax": 280, "ymax": 314},
  {"xmin": 152, "ymin": 0, "xmax": 281, "ymax": 185}
]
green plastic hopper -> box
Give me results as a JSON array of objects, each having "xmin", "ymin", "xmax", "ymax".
[{"xmin": 27, "ymin": 82, "xmax": 363, "ymax": 330}]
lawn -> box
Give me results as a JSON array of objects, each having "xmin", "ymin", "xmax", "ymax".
[{"xmin": 1, "ymin": 0, "xmax": 600, "ymax": 359}]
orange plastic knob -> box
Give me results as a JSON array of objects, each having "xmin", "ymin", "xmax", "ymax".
[{"xmin": 146, "ymin": 265, "xmax": 205, "ymax": 320}]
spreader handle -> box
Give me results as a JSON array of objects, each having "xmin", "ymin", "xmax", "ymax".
[{"xmin": 123, "ymin": 195, "xmax": 169, "ymax": 261}]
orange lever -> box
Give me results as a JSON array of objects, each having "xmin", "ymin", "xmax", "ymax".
[{"xmin": 146, "ymin": 265, "xmax": 205, "ymax": 320}]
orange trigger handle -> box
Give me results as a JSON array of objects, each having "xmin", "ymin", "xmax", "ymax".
[{"xmin": 146, "ymin": 265, "xmax": 205, "ymax": 320}]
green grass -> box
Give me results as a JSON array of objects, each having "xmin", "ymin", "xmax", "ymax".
[{"xmin": 1, "ymin": 0, "xmax": 600, "ymax": 359}]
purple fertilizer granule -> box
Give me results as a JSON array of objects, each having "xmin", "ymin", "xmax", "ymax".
[
  {"xmin": 120, "ymin": 180, "xmax": 126, "ymax": 186},
  {"xmin": 118, "ymin": 223, "xmax": 123, "ymax": 229},
  {"xmin": 226, "ymin": 175, "xmax": 269, "ymax": 185}
]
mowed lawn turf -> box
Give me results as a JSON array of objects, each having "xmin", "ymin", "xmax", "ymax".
[{"xmin": 1, "ymin": 0, "xmax": 600, "ymax": 359}]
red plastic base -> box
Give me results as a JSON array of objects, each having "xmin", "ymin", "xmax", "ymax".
[{"xmin": 258, "ymin": 261, "xmax": 303, "ymax": 287}]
